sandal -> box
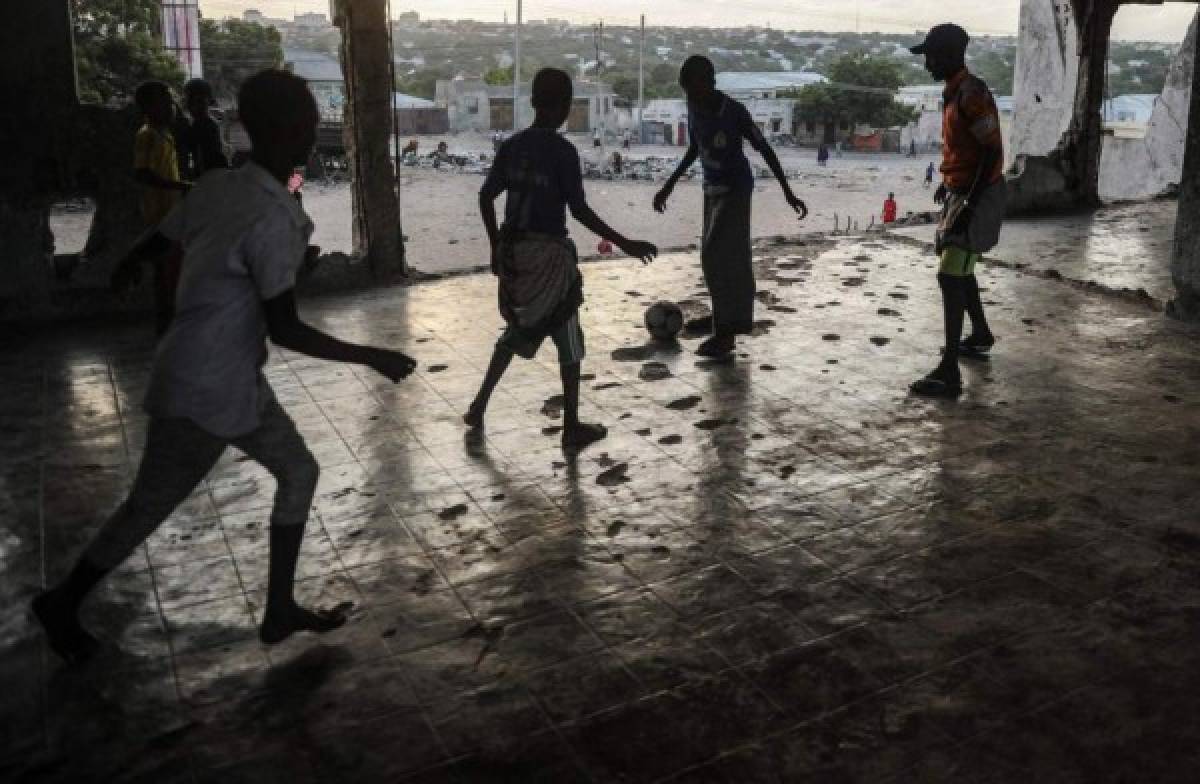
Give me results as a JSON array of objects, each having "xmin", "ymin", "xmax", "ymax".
[
  {"xmin": 696, "ymin": 335, "xmax": 736, "ymax": 358},
  {"xmin": 960, "ymin": 334, "xmax": 995, "ymax": 359},
  {"xmin": 910, "ymin": 369, "xmax": 962, "ymax": 398}
]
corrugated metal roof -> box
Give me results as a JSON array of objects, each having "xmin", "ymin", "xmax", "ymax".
[
  {"xmin": 283, "ymin": 47, "xmax": 343, "ymax": 83},
  {"xmin": 716, "ymin": 72, "xmax": 828, "ymax": 92},
  {"xmin": 393, "ymin": 92, "xmax": 436, "ymax": 109}
]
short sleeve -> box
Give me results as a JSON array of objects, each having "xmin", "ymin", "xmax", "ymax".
[
  {"xmin": 133, "ymin": 128, "xmax": 156, "ymax": 169},
  {"xmin": 480, "ymin": 142, "xmax": 508, "ymax": 199},
  {"xmin": 737, "ymin": 103, "xmax": 767, "ymax": 151},
  {"xmin": 960, "ymin": 87, "xmax": 1001, "ymax": 145},
  {"xmin": 242, "ymin": 205, "xmax": 305, "ymax": 300},
  {"xmin": 557, "ymin": 141, "xmax": 586, "ymax": 212}
]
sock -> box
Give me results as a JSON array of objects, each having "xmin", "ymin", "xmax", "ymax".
[
  {"xmin": 561, "ymin": 362, "xmax": 582, "ymax": 428},
  {"xmin": 963, "ymin": 275, "xmax": 993, "ymax": 340},
  {"xmin": 266, "ymin": 524, "xmax": 305, "ymax": 615},
  {"xmin": 51, "ymin": 557, "xmax": 109, "ymax": 612},
  {"xmin": 937, "ymin": 273, "xmax": 966, "ymax": 371}
]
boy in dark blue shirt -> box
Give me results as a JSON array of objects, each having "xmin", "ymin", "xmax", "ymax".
[
  {"xmin": 465, "ymin": 68, "xmax": 657, "ymax": 450},
  {"xmin": 654, "ymin": 56, "xmax": 808, "ymax": 357}
]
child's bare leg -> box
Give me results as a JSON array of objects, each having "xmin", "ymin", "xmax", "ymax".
[
  {"xmin": 560, "ymin": 361, "xmax": 606, "ymax": 448},
  {"xmin": 233, "ymin": 403, "xmax": 347, "ymax": 644},
  {"xmin": 465, "ymin": 344, "xmax": 515, "ymax": 428},
  {"xmin": 34, "ymin": 419, "xmax": 224, "ymax": 663}
]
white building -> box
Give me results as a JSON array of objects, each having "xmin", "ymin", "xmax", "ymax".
[{"xmin": 716, "ymin": 71, "xmax": 828, "ymax": 100}]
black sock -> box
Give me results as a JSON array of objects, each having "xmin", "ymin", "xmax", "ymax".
[
  {"xmin": 937, "ymin": 273, "xmax": 966, "ymax": 371},
  {"xmin": 963, "ymin": 275, "xmax": 992, "ymax": 340},
  {"xmin": 266, "ymin": 524, "xmax": 305, "ymax": 614},
  {"xmin": 561, "ymin": 362, "xmax": 581, "ymax": 428},
  {"xmin": 50, "ymin": 557, "xmax": 109, "ymax": 612}
]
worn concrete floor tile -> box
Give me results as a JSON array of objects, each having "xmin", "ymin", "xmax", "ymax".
[{"xmin": 12, "ymin": 233, "xmax": 1200, "ymax": 777}]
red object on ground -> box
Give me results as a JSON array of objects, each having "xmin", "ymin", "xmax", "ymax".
[
  {"xmin": 598, "ymin": 239, "xmax": 614, "ymax": 254},
  {"xmin": 882, "ymin": 198, "xmax": 897, "ymax": 224}
]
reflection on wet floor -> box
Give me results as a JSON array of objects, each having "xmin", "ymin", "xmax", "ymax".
[
  {"xmin": 893, "ymin": 199, "xmax": 1178, "ymax": 303},
  {"xmin": 4, "ymin": 235, "xmax": 1200, "ymax": 781}
]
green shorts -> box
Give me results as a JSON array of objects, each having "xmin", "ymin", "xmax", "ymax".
[
  {"xmin": 498, "ymin": 311, "xmax": 586, "ymax": 364},
  {"xmin": 938, "ymin": 246, "xmax": 982, "ymax": 277}
]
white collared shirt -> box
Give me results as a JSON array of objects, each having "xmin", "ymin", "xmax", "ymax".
[{"xmin": 145, "ymin": 161, "xmax": 314, "ymax": 438}]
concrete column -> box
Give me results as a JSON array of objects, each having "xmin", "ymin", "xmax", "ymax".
[
  {"xmin": 1169, "ymin": 21, "xmax": 1200, "ymax": 321},
  {"xmin": 0, "ymin": 0, "xmax": 78, "ymax": 318},
  {"xmin": 333, "ymin": 0, "xmax": 406, "ymax": 278},
  {"xmin": 1060, "ymin": 0, "xmax": 1118, "ymax": 206}
]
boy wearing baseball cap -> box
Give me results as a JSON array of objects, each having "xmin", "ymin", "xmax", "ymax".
[{"xmin": 909, "ymin": 24, "xmax": 1007, "ymax": 397}]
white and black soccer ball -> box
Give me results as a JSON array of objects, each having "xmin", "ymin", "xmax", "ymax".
[{"xmin": 644, "ymin": 301, "xmax": 684, "ymax": 341}]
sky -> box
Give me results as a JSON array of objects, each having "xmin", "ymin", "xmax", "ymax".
[{"xmin": 200, "ymin": 0, "xmax": 1198, "ymax": 42}]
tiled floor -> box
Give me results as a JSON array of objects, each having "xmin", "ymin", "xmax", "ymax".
[{"xmin": 4, "ymin": 233, "xmax": 1200, "ymax": 782}]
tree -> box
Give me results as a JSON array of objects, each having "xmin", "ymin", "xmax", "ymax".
[
  {"xmin": 611, "ymin": 74, "xmax": 639, "ymax": 104},
  {"xmin": 970, "ymin": 49, "xmax": 1015, "ymax": 95},
  {"xmin": 72, "ymin": 0, "xmax": 185, "ymax": 105},
  {"xmin": 790, "ymin": 53, "xmax": 916, "ymax": 138},
  {"xmin": 201, "ymin": 18, "xmax": 284, "ymax": 103},
  {"xmin": 484, "ymin": 66, "xmax": 513, "ymax": 86}
]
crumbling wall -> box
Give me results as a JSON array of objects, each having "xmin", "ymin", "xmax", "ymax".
[
  {"xmin": 1010, "ymin": 0, "xmax": 1080, "ymax": 160},
  {"xmin": 1170, "ymin": 15, "xmax": 1200, "ymax": 321},
  {"xmin": 1100, "ymin": 9, "xmax": 1197, "ymax": 202}
]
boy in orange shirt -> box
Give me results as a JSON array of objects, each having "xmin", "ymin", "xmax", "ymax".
[{"xmin": 908, "ymin": 24, "xmax": 1007, "ymax": 397}]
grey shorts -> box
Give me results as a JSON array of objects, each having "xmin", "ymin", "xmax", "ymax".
[{"xmin": 498, "ymin": 311, "xmax": 586, "ymax": 364}]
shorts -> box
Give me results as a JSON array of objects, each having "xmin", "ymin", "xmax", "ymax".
[
  {"xmin": 498, "ymin": 311, "xmax": 585, "ymax": 364},
  {"xmin": 938, "ymin": 246, "xmax": 982, "ymax": 277}
]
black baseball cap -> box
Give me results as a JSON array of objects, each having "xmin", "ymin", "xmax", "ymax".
[{"xmin": 910, "ymin": 24, "xmax": 970, "ymax": 56}]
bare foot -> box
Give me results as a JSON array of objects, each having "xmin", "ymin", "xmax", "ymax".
[
  {"xmin": 260, "ymin": 601, "xmax": 350, "ymax": 645},
  {"xmin": 562, "ymin": 422, "xmax": 607, "ymax": 450},
  {"xmin": 32, "ymin": 590, "xmax": 99, "ymax": 664}
]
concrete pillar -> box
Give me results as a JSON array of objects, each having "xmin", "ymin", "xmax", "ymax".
[
  {"xmin": 1169, "ymin": 22, "xmax": 1200, "ymax": 321},
  {"xmin": 0, "ymin": 0, "xmax": 78, "ymax": 318},
  {"xmin": 1060, "ymin": 0, "xmax": 1118, "ymax": 206},
  {"xmin": 333, "ymin": 0, "xmax": 406, "ymax": 279}
]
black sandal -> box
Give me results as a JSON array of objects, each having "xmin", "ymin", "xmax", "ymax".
[
  {"xmin": 910, "ymin": 373, "xmax": 962, "ymax": 398},
  {"xmin": 960, "ymin": 335, "xmax": 995, "ymax": 359}
]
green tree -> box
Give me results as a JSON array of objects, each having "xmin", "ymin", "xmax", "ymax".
[
  {"xmin": 969, "ymin": 49, "xmax": 1015, "ymax": 95},
  {"xmin": 611, "ymin": 74, "xmax": 639, "ymax": 104},
  {"xmin": 72, "ymin": 0, "xmax": 185, "ymax": 105},
  {"xmin": 396, "ymin": 64, "xmax": 455, "ymax": 100},
  {"xmin": 791, "ymin": 53, "xmax": 915, "ymax": 138},
  {"xmin": 201, "ymin": 18, "xmax": 283, "ymax": 102},
  {"xmin": 483, "ymin": 65, "xmax": 513, "ymax": 86}
]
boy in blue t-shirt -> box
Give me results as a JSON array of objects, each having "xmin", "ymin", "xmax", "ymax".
[
  {"xmin": 654, "ymin": 56, "xmax": 808, "ymax": 358},
  {"xmin": 465, "ymin": 68, "xmax": 657, "ymax": 450}
]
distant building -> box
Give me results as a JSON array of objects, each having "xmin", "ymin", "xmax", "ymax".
[
  {"xmin": 283, "ymin": 48, "xmax": 345, "ymax": 121},
  {"xmin": 242, "ymin": 9, "xmax": 264, "ymax": 23},
  {"xmin": 1103, "ymin": 94, "xmax": 1158, "ymax": 126},
  {"xmin": 160, "ymin": 0, "xmax": 203, "ymax": 79},
  {"xmin": 436, "ymin": 79, "xmax": 491, "ymax": 132},
  {"xmin": 294, "ymin": 12, "xmax": 329, "ymax": 29},
  {"xmin": 716, "ymin": 71, "xmax": 828, "ymax": 100},
  {"xmin": 436, "ymin": 79, "xmax": 617, "ymax": 134},
  {"xmin": 393, "ymin": 92, "xmax": 449, "ymax": 135}
]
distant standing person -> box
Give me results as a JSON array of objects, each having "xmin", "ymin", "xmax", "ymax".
[
  {"xmin": 179, "ymin": 78, "xmax": 229, "ymax": 179},
  {"xmin": 653, "ymin": 55, "xmax": 807, "ymax": 358},
  {"xmin": 465, "ymin": 68, "xmax": 658, "ymax": 450},
  {"xmin": 817, "ymin": 143, "xmax": 829, "ymax": 167},
  {"xmin": 132, "ymin": 81, "xmax": 190, "ymax": 336},
  {"xmin": 593, "ymin": 128, "xmax": 602, "ymax": 148},
  {"xmin": 882, "ymin": 192, "xmax": 898, "ymax": 224},
  {"xmin": 924, "ymin": 161, "xmax": 936, "ymax": 188},
  {"xmin": 908, "ymin": 23, "xmax": 1006, "ymax": 397}
]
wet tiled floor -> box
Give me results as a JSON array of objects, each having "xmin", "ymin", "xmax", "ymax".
[{"xmin": 4, "ymin": 235, "xmax": 1200, "ymax": 782}]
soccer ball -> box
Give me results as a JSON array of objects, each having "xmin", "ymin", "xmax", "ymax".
[{"xmin": 644, "ymin": 301, "xmax": 684, "ymax": 341}]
